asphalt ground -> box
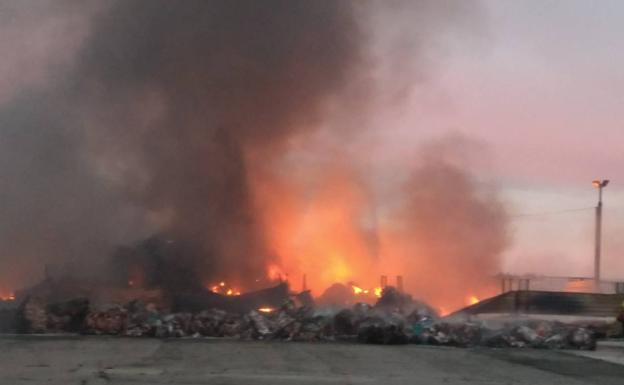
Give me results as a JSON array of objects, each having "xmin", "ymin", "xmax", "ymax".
[{"xmin": 1, "ymin": 336, "xmax": 624, "ymax": 385}]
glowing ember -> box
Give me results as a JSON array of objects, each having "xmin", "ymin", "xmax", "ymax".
[
  {"xmin": 1, "ymin": 292, "xmax": 15, "ymax": 301},
  {"xmin": 468, "ymin": 296, "xmax": 480, "ymax": 305},
  {"xmin": 208, "ymin": 282, "xmax": 241, "ymax": 296},
  {"xmin": 351, "ymin": 285, "xmax": 366, "ymax": 295},
  {"xmin": 350, "ymin": 284, "xmax": 382, "ymax": 299},
  {"xmin": 258, "ymin": 307, "xmax": 274, "ymax": 313}
]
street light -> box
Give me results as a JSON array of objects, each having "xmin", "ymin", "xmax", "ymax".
[{"xmin": 592, "ymin": 179, "xmax": 609, "ymax": 287}]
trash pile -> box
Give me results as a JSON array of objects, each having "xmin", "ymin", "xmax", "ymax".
[{"xmin": 15, "ymin": 288, "xmax": 598, "ymax": 350}]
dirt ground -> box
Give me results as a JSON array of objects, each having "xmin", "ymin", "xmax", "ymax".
[{"xmin": 1, "ymin": 336, "xmax": 624, "ymax": 385}]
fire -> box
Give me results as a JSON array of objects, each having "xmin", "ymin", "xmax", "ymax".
[
  {"xmin": 0, "ymin": 292, "xmax": 15, "ymax": 301},
  {"xmin": 251, "ymin": 167, "xmax": 378, "ymax": 296},
  {"xmin": 351, "ymin": 285, "xmax": 382, "ymax": 298},
  {"xmin": 207, "ymin": 282, "xmax": 241, "ymax": 296},
  {"xmin": 468, "ymin": 296, "xmax": 480, "ymax": 305},
  {"xmin": 258, "ymin": 307, "xmax": 274, "ymax": 313},
  {"xmin": 351, "ymin": 285, "xmax": 366, "ymax": 295}
]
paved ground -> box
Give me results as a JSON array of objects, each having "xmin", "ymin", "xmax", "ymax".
[
  {"xmin": 567, "ymin": 340, "xmax": 624, "ymax": 366},
  {"xmin": 1, "ymin": 336, "xmax": 624, "ymax": 385}
]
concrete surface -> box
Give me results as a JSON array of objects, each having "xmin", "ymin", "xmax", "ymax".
[
  {"xmin": 566, "ymin": 339, "xmax": 624, "ymax": 366},
  {"xmin": 1, "ymin": 336, "xmax": 624, "ymax": 385}
]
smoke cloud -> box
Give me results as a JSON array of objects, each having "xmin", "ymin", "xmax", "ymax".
[
  {"xmin": 0, "ymin": 0, "xmax": 506, "ymax": 310},
  {"xmin": 379, "ymin": 136, "xmax": 508, "ymax": 310}
]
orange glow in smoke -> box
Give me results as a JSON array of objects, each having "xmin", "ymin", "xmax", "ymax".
[
  {"xmin": 258, "ymin": 307, "xmax": 274, "ymax": 313},
  {"xmin": 0, "ymin": 291, "xmax": 15, "ymax": 301},
  {"xmin": 267, "ymin": 264, "xmax": 286, "ymax": 281},
  {"xmin": 252, "ymin": 166, "xmax": 378, "ymax": 297},
  {"xmin": 248, "ymin": 153, "xmax": 501, "ymax": 313},
  {"xmin": 468, "ymin": 295, "xmax": 480, "ymax": 305}
]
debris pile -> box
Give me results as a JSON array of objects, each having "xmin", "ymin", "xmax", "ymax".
[{"xmin": 13, "ymin": 288, "xmax": 598, "ymax": 350}]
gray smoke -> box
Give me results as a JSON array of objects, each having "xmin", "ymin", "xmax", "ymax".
[
  {"xmin": 0, "ymin": 1, "xmax": 497, "ymax": 296},
  {"xmin": 0, "ymin": 0, "xmax": 367, "ymax": 289},
  {"xmin": 388, "ymin": 136, "xmax": 509, "ymax": 310}
]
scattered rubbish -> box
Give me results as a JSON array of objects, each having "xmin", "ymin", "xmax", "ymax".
[{"xmin": 11, "ymin": 288, "xmax": 598, "ymax": 350}]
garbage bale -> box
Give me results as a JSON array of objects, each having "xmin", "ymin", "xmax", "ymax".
[
  {"xmin": 513, "ymin": 325, "xmax": 543, "ymax": 347},
  {"xmin": 157, "ymin": 312, "xmax": 193, "ymax": 338},
  {"xmin": 220, "ymin": 313, "xmax": 249, "ymax": 338},
  {"xmin": 248, "ymin": 310, "xmax": 273, "ymax": 339},
  {"xmin": 46, "ymin": 298, "xmax": 89, "ymax": 332},
  {"xmin": 17, "ymin": 296, "xmax": 47, "ymax": 333},
  {"xmin": 447, "ymin": 323, "xmax": 482, "ymax": 347},
  {"xmin": 408, "ymin": 315, "xmax": 434, "ymax": 344},
  {"xmin": 334, "ymin": 309, "xmax": 356, "ymax": 335},
  {"xmin": 544, "ymin": 333, "xmax": 567, "ymax": 349},
  {"xmin": 272, "ymin": 311, "xmax": 297, "ymax": 340},
  {"xmin": 481, "ymin": 329, "xmax": 512, "ymax": 348},
  {"xmin": 191, "ymin": 309, "xmax": 227, "ymax": 336},
  {"xmin": 569, "ymin": 327, "xmax": 596, "ymax": 350},
  {"xmin": 357, "ymin": 316, "xmax": 408, "ymax": 345},
  {"xmin": 291, "ymin": 315, "xmax": 326, "ymax": 341},
  {"xmin": 46, "ymin": 314, "xmax": 71, "ymax": 332},
  {"xmin": 85, "ymin": 306, "xmax": 128, "ymax": 335}
]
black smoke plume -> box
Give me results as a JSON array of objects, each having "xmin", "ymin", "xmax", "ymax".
[{"xmin": 0, "ymin": 0, "xmax": 366, "ymax": 289}]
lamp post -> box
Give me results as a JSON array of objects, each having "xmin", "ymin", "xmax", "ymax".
[{"xmin": 592, "ymin": 179, "xmax": 609, "ymax": 288}]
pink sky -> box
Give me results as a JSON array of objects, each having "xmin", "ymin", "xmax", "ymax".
[{"xmin": 372, "ymin": 0, "xmax": 624, "ymax": 279}]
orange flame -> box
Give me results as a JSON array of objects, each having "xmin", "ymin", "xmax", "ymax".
[
  {"xmin": 351, "ymin": 285, "xmax": 365, "ymax": 295},
  {"xmin": 208, "ymin": 282, "xmax": 241, "ymax": 296},
  {"xmin": 468, "ymin": 295, "xmax": 479, "ymax": 305},
  {"xmin": 258, "ymin": 307, "xmax": 274, "ymax": 313}
]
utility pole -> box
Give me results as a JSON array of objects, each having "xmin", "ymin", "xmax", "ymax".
[{"xmin": 592, "ymin": 179, "xmax": 609, "ymax": 288}]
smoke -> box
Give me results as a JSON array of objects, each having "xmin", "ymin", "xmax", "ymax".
[
  {"xmin": 379, "ymin": 136, "xmax": 508, "ymax": 311},
  {"xmin": 0, "ymin": 0, "xmax": 506, "ymax": 309},
  {"xmin": 0, "ymin": 0, "xmax": 368, "ymax": 289}
]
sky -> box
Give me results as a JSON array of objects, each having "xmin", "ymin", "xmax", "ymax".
[{"xmin": 374, "ymin": 0, "xmax": 624, "ymax": 279}]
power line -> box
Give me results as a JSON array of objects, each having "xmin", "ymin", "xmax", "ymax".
[{"xmin": 510, "ymin": 207, "xmax": 594, "ymax": 219}]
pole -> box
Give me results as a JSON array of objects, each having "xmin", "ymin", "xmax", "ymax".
[{"xmin": 594, "ymin": 186, "xmax": 603, "ymax": 285}]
